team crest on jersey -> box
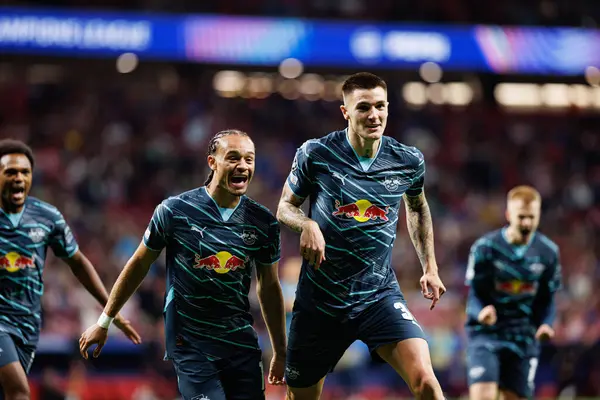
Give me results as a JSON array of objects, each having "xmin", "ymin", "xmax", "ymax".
[
  {"xmin": 191, "ymin": 395, "xmax": 210, "ymax": 400},
  {"xmin": 382, "ymin": 176, "xmax": 404, "ymax": 192},
  {"xmin": 241, "ymin": 229, "xmax": 258, "ymax": 245},
  {"xmin": 28, "ymin": 228, "xmax": 46, "ymax": 243},
  {"xmin": 529, "ymin": 263, "xmax": 546, "ymax": 275}
]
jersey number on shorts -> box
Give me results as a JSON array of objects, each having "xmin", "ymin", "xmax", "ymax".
[
  {"xmin": 527, "ymin": 357, "xmax": 539, "ymax": 389},
  {"xmin": 394, "ymin": 302, "xmax": 415, "ymax": 320}
]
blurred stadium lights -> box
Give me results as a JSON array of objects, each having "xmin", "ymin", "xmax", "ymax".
[
  {"xmin": 584, "ymin": 65, "xmax": 600, "ymax": 87},
  {"xmin": 213, "ymin": 70, "xmax": 246, "ymax": 98},
  {"xmin": 279, "ymin": 58, "xmax": 304, "ymax": 79},
  {"xmin": 246, "ymin": 73, "xmax": 273, "ymax": 99},
  {"xmin": 419, "ymin": 61, "xmax": 443, "ymax": 83},
  {"xmin": 445, "ymin": 82, "xmax": 473, "ymax": 106},
  {"xmin": 116, "ymin": 52, "xmax": 138, "ymax": 74},
  {"xmin": 277, "ymin": 78, "xmax": 301, "ymax": 100},
  {"xmin": 402, "ymin": 82, "xmax": 427, "ymax": 106},
  {"xmin": 495, "ymin": 82, "xmax": 600, "ymax": 110},
  {"xmin": 211, "ymin": 70, "xmax": 600, "ymax": 110},
  {"xmin": 427, "ymin": 83, "xmax": 445, "ymax": 105},
  {"xmin": 299, "ymin": 74, "xmax": 325, "ymax": 101},
  {"xmin": 494, "ymin": 83, "xmax": 540, "ymax": 108}
]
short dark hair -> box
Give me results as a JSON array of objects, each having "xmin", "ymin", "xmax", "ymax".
[
  {"xmin": 204, "ymin": 129, "xmax": 250, "ymax": 186},
  {"xmin": 342, "ymin": 72, "xmax": 387, "ymax": 97},
  {"xmin": 0, "ymin": 139, "xmax": 35, "ymax": 169}
]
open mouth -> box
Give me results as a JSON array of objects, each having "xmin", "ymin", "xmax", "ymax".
[
  {"xmin": 10, "ymin": 187, "xmax": 25, "ymax": 202},
  {"xmin": 230, "ymin": 176, "xmax": 248, "ymax": 189}
]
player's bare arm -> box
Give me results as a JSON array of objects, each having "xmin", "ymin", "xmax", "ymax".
[
  {"xmin": 403, "ymin": 191, "xmax": 446, "ymax": 309},
  {"xmin": 276, "ymin": 183, "xmax": 311, "ymax": 233},
  {"xmin": 256, "ymin": 261, "xmax": 287, "ymax": 385},
  {"xmin": 64, "ymin": 250, "xmax": 141, "ymax": 344},
  {"xmin": 79, "ymin": 241, "xmax": 159, "ymax": 359},
  {"xmin": 277, "ymin": 183, "xmax": 326, "ymax": 269}
]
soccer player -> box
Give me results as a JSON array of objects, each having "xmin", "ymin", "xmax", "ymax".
[
  {"xmin": 276, "ymin": 72, "xmax": 446, "ymax": 400},
  {"xmin": 465, "ymin": 185, "xmax": 562, "ymax": 400},
  {"xmin": 79, "ymin": 130, "xmax": 287, "ymax": 400},
  {"xmin": 0, "ymin": 139, "xmax": 141, "ymax": 400}
]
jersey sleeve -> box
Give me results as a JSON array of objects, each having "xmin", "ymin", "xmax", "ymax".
[
  {"xmin": 255, "ymin": 219, "xmax": 281, "ymax": 266},
  {"xmin": 533, "ymin": 248, "xmax": 563, "ymax": 327},
  {"xmin": 48, "ymin": 212, "xmax": 79, "ymax": 258},
  {"xmin": 465, "ymin": 239, "xmax": 494, "ymax": 316},
  {"xmin": 143, "ymin": 201, "xmax": 174, "ymax": 252},
  {"xmin": 286, "ymin": 141, "xmax": 315, "ymax": 199},
  {"xmin": 405, "ymin": 147, "xmax": 426, "ymax": 197}
]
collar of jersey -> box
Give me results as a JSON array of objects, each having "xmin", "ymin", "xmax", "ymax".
[
  {"xmin": 344, "ymin": 128, "xmax": 382, "ymax": 172},
  {"xmin": 202, "ymin": 186, "xmax": 244, "ymax": 222},
  {"xmin": 0, "ymin": 205, "xmax": 26, "ymax": 228},
  {"xmin": 501, "ymin": 226, "xmax": 537, "ymax": 258}
]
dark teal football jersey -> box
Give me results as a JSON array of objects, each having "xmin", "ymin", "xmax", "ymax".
[
  {"xmin": 0, "ymin": 197, "xmax": 78, "ymax": 345},
  {"xmin": 143, "ymin": 187, "xmax": 280, "ymax": 356},
  {"xmin": 286, "ymin": 129, "xmax": 425, "ymax": 319},
  {"xmin": 465, "ymin": 228, "xmax": 562, "ymax": 355}
]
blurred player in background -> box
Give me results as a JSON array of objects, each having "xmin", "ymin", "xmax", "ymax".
[
  {"xmin": 277, "ymin": 72, "xmax": 446, "ymax": 400},
  {"xmin": 465, "ymin": 185, "xmax": 562, "ymax": 400},
  {"xmin": 79, "ymin": 129, "xmax": 287, "ymax": 400},
  {"xmin": 0, "ymin": 139, "xmax": 141, "ymax": 400}
]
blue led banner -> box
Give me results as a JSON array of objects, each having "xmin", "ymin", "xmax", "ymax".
[{"xmin": 1, "ymin": 7, "xmax": 599, "ymax": 75}]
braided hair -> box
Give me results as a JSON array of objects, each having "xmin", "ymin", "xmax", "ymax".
[{"xmin": 204, "ymin": 129, "xmax": 250, "ymax": 186}]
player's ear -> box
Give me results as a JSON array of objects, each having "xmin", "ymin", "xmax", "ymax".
[
  {"xmin": 505, "ymin": 208, "xmax": 510, "ymax": 223},
  {"xmin": 340, "ymin": 104, "xmax": 349, "ymax": 120},
  {"xmin": 207, "ymin": 155, "xmax": 217, "ymax": 172}
]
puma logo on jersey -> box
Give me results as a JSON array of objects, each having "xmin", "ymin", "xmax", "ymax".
[
  {"xmin": 191, "ymin": 226, "xmax": 206, "ymax": 238},
  {"xmin": 332, "ymin": 171, "xmax": 348, "ymax": 185}
]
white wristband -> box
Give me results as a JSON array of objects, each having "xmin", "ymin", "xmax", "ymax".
[{"xmin": 97, "ymin": 312, "xmax": 114, "ymax": 329}]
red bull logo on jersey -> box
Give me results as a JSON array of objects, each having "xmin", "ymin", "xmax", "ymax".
[
  {"xmin": 496, "ymin": 280, "xmax": 537, "ymax": 295},
  {"xmin": 0, "ymin": 252, "xmax": 35, "ymax": 273},
  {"xmin": 194, "ymin": 251, "xmax": 248, "ymax": 274},
  {"xmin": 332, "ymin": 199, "xmax": 389, "ymax": 222}
]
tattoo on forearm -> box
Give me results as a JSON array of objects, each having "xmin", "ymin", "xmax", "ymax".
[
  {"xmin": 404, "ymin": 194, "xmax": 435, "ymax": 270},
  {"xmin": 278, "ymin": 202, "xmax": 311, "ymax": 233}
]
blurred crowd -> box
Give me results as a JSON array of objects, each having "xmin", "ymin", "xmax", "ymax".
[
  {"xmin": 6, "ymin": 0, "xmax": 600, "ymax": 27},
  {"xmin": 0, "ymin": 59, "xmax": 598, "ymax": 399}
]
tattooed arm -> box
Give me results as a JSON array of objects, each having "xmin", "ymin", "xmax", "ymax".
[
  {"xmin": 403, "ymin": 191, "xmax": 446, "ymax": 309},
  {"xmin": 277, "ymin": 183, "xmax": 326, "ymax": 269},
  {"xmin": 276, "ymin": 184, "xmax": 312, "ymax": 233},
  {"xmin": 403, "ymin": 191, "xmax": 437, "ymax": 273}
]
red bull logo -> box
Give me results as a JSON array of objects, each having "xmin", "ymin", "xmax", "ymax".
[
  {"xmin": 332, "ymin": 199, "xmax": 389, "ymax": 222},
  {"xmin": 0, "ymin": 252, "xmax": 35, "ymax": 273},
  {"xmin": 194, "ymin": 251, "xmax": 247, "ymax": 274},
  {"xmin": 496, "ymin": 280, "xmax": 536, "ymax": 295}
]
